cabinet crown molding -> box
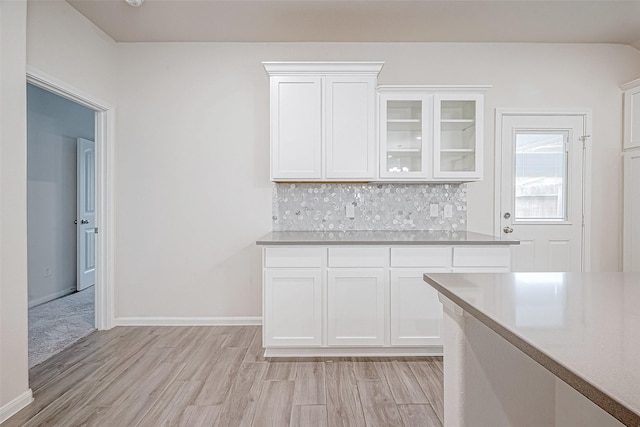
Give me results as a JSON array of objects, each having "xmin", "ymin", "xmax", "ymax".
[
  {"xmin": 263, "ymin": 61, "xmax": 384, "ymax": 75},
  {"xmin": 377, "ymin": 84, "xmax": 492, "ymax": 93}
]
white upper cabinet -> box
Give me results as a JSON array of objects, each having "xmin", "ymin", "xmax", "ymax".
[
  {"xmin": 378, "ymin": 87, "xmax": 488, "ymax": 182},
  {"xmin": 622, "ymin": 78, "xmax": 640, "ymax": 151},
  {"xmin": 325, "ymin": 76, "xmax": 377, "ymax": 179},
  {"xmin": 433, "ymin": 93, "xmax": 484, "ymax": 180},
  {"xmin": 264, "ymin": 62, "xmax": 384, "ymax": 182},
  {"xmin": 379, "ymin": 91, "xmax": 432, "ymax": 180},
  {"xmin": 269, "ymin": 76, "xmax": 323, "ymax": 180}
]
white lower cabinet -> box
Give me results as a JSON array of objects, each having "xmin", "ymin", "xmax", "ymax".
[
  {"xmin": 327, "ymin": 269, "xmax": 386, "ymax": 346},
  {"xmin": 262, "ymin": 244, "xmax": 512, "ymax": 356},
  {"xmin": 263, "ymin": 269, "xmax": 322, "ymax": 347},
  {"xmin": 390, "ymin": 268, "xmax": 446, "ymax": 346}
]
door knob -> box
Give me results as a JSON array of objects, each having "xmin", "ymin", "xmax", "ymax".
[
  {"xmin": 503, "ymin": 226, "xmax": 513, "ymax": 234},
  {"xmin": 81, "ymin": 219, "xmax": 89, "ymax": 224}
]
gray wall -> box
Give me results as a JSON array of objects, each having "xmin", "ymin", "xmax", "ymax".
[{"xmin": 27, "ymin": 83, "xmax": 94, "ymax": 307}]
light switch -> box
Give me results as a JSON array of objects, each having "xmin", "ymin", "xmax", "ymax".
[
  {"xmin": 429, "ymin": 204, "xmax": 439, "ymax": 217},
  {"xmin": 444, "ymin": 205, "xmax": 453, "ymax": 218},
  {"xmin": 345, "ymin": 204, "xmax": 356, "ymax": 219}
]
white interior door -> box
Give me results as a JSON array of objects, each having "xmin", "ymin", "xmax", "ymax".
[
  {"xmin": 499, "ymin": 114, "xmax": 587, "ymax": 272},
  {"xmin": 77, "ymin": 138, "xmax": 96, "ymax": 290}
]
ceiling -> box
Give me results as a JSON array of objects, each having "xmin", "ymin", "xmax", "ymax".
[{"xmin": 65, "ymin": 0, "xmax": 640, "ymax": 47}]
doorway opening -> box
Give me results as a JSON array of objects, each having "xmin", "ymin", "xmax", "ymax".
[
  {"xmin": 26, "ymin": 67, "xmax": 115, "ymax": 369},
  {"xmin": 495, "ymin": 110, "xmax": 592, "ymax": 272},
  {"xmin": 27, "ymin": 83, "xmax": 96, "ymax": 367}
]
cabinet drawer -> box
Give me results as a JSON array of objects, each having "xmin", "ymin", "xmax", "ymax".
[
  {"xmin": 390, "ymin": 247, "xmax": 451, "ymax": 268},
  {"xmin": 328, "ymin": 247, "xmax": 387, "ymax": 267},
  {"xmin": 265, "ymin": 247, "xmax": 324, "ymax": 268},
  {"xmin": 453, "ymin": 246, "xmax": 511, "ymax": 267}
]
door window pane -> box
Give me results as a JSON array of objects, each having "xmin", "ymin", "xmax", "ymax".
[{"xmin": 514, "ymin": 132, "xmax": 567, "ymax": 220}]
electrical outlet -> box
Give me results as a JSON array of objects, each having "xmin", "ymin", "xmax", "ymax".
[
  {"xmin": 444, "ymin": 205, "xmax": 453, "ymax": 218},
  {"xmin": 345, "ymin": 204, "xmax": 356, "ymax": 219},
  {"xmin": 429, "ymin": 204, "xmax": 439, "ymax": 217}
]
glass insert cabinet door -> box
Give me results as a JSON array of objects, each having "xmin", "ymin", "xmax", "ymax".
[
  {"xmin": 433, "ymin": 93, "xmax": 483, "ymax": 179},
  {"xmin": 379, "ymin": 93, "xmax": 432, "ymax": 179}
]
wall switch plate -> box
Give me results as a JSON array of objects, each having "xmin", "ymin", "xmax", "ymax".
[
  {"xmin": 345, "ymin": 204, "xmax": 356, "ymax": 219},
  {"xmin": 444, "ymin": 205, "xmax": 453, "ymax": 218},
  {"xmin": 429, "ymin": 204, "xmax": 439, "ymax": 217}
]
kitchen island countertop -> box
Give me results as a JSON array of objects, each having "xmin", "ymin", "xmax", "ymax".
[{"xmin": 423, "ymin": 272, "xmax": 640, "ymax": 426}]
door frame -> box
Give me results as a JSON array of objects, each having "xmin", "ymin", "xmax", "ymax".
[
  {"xmin": 494, "ymin": 109, "xmax": 592, "ymax": 272},
  {"xmin": 27, "ymin": 66, "xmax": 115, "ymax": 330}
]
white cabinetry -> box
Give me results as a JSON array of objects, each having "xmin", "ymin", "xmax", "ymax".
[
  {"xmin": 327, "ymin": 269, "xmax": 386, "ymax": 346},
  {"xmin": 261, "ymin": 243, "xmax": 513, "ymax": 356},
  {"xmin": 263, "ymin": 247, "xmax": 324, "ymax": 346},
  {"xmin": 434, "ymin": 93, "xmax": 483, "ymax": 180},
  {"xmin": 623, "ymin": 150, "xmax": 640, "ymax": 272},
  {"xmin": 264, "ymin": 62, "xmax": 383, "ymax": 182},
  {"xmin": 378, "ymin": 87, "xmax": 488, "ymax": 182},
  {"xmin": 264, "ymin": 269, "xmax": 322, "ymax": 346},
  {"xmin": 268, "ymin": 76, "xmax": 322, "ymax": 179},
  {"xmin": 622, "ymin": 78, "xmax": 640, "ymax": 150}
]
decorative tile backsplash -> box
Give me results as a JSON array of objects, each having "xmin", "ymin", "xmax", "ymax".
[{"xmin": 272, "ymin": 183, "xmax": 466, "ymax": 231}]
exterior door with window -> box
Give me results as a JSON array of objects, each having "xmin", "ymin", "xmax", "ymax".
[{"xmin": 499, "ymin": 114, "xmax": 587, "ymax": 272}]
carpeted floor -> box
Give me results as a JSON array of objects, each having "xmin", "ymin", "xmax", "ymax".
[{"xmin": 28, "ymin": 287, "xmax": 95, "ymax": 368}]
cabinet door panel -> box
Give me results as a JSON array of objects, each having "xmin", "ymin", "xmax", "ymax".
[
  {"xmin": 624, "ymin": 150, "xmax": 640, "ymax": 271},
  {"xmin": 264, "ymin": 269, "xmax": 322, "ymax": 346},
  {"xmin": 325, "ymin": 76, "xmax": 376, "ymax": 179},
  {"xmin": 271, "ymin": 76, "xmax": 322, "ymax": 180},
  {"xmin": 327, "ymin": 269, "xmax": 385, "ymax": 346},
  {"xmin": 624, "ymin": 86, "xmax": 640, "ymax": 150},
  {"xmin": 433, "ymin": 93, "xmax": 483, "ymax": 180},
  {"xmin": 390, "ymin": 269, "xmax": 444, "ymax": 346}
]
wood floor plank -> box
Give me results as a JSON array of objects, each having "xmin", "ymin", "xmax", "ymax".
[
  {"xmin": 398, "ymin": 404, "xmax": 442, "ymax": 427},
  {"xmin": 87, "ymin": 347, "xmax": 173, "ymax": 407},
  {"xmin": 352, "ymin": 358, "xmax": 381, "ymax": 380},
  {"xmin": 215, "ymin": 362, "xmax": 268, "ymax": 427},
  {"xmin": 90, "ymin": 361, "xmax": 185, "ymax": 426},
  {"xmin": 325, "ymin": 361, "xmax": 367, "ymax": 427},
  {"xmin": 137, "ymin": 380, "xmax": 203, "ymax": 426},
  {"xmin": 252, "ymin": 380, "xmax": 295, "ymax": 427},
  {"xmin": 408, "ymin": 361, "xmax": 444, "ymax": 424},
  {"xmin": 165, "ymin": 326, "xmax": 212, "ymax": 363},
  {"xmin": 357, "ymin": 380, "xmax": 404, "ymax": 427},
  {"xmin": 175, "ymin": 333, "xmax": 229, "ymax": 380},
  {"xmin": 179, "ymin": 405, "xmax": 222, "ymax": 426},
  {"xmin": 375, "ymin": 361, "xmax": 429, "ymax": 404},
  {"xmin": 225, "ymin": 324, "xmax": 260, "ymax": 348},
  {"xmin": 293, "ymin": 362, "xmax": 326, "ymax": 405},
  {"xmin": 291, "ymin": 405, "xmax": 328, "ymax": 427},
  {"xmin": 243, "ymin": 327, "xmax": 267, "ymax": 363},
  {"xmin": 195, "ymin": 346, "xmax": 247, "ymax": 405},
  {"xmin": 264, "ymin": 361, "xmax": 297, "ymax": 381}
]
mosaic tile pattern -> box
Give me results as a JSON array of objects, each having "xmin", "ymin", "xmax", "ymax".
[{"xmin": 273, "ymin": 183, "xmax": 466, "ymax": 231}]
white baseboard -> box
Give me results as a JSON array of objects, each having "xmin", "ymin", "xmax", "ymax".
[
  {"xmin": 114, "ymin": 316, "xmax": 262, "ymax": 326},
  {"xmin": 0, "ymin": 389, "xmax": 33, "ymax": 424},
  {"xmin": 28, "ymin": 287, "xmax": 76, "ymax": 308}
]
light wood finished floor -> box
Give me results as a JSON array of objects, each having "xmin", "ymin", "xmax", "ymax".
[{"xmin": 4, "ymin": 326, "xmax": 444, "ymax": 427}]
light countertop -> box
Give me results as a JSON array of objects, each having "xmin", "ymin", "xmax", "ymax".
[
  {"xmin": 423, "ymin": 272, "xmax": 640, "ymax": 425},
  {"xmin": 256, "ymin": 230, "xmax": 519, "ymax": 245}
]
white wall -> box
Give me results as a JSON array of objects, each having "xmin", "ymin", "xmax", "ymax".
[
  {"xmin": 0, "ymin": 0, "xmax": 30, "ymax": 416},
  {"xmin": 0, "ymin": 0, "xmax": 116, "ymax": 417},
  {"xmin": 27, "ymin": 83, "xmax": 95, "ymax": 307},
  {"xmin": 116, "ymin": 42, "xmax": 640, "ymax": 319},
  {"xmin": 26, "ymin": 1, "xmax": 118, "ymax": 105}
]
